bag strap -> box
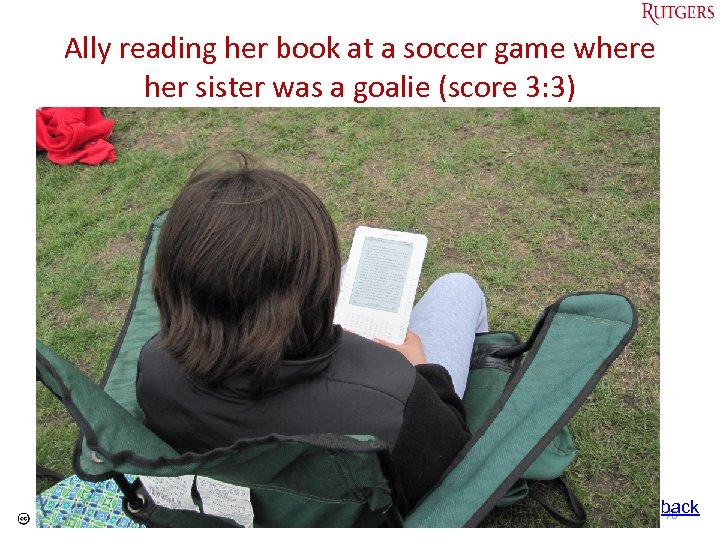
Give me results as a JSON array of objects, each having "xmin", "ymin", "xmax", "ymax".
[
  {"xmin": 527, "ymin": 478, "xmax": 587, "ymax": 527},
  {"xmin": 405, "ymin": 292, "xmax": 637, "ymax": 528},
  {"xmin": 36, "ymin": 464, "xmax": 64, "ymax": 481}
]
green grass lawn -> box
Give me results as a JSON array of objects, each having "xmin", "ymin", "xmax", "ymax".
[{"xmin": 36, "ymin": 107, "xmax": 659, "ymax": 527}]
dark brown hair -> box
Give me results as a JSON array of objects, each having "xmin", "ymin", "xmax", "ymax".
[{"xmin": 152, "ymin": 152, "xmax": 341, "ymax": 388}]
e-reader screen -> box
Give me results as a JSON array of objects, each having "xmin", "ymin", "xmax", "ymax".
[{"xmin": 349, "ymin": 238, "xmax": 413, "ymax": 313}]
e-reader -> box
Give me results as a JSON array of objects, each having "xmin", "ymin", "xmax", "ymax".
[{"xmin": 334, "ymin": 226, "xmax": 428, "ymax": 344}]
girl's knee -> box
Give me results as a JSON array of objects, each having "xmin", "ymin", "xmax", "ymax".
[{"xmin": 433, "ymin": 272, "xmax": 485, "ymax": 300}]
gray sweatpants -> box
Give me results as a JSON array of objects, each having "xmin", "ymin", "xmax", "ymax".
[{"xmin": 408, "ymin": 273, "xmax": 488, "ymax": 398}]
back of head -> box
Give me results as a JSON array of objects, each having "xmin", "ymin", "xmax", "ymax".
[{"xmin": 153, "ymin": 151, "xmax": 341, "ymax": 388}]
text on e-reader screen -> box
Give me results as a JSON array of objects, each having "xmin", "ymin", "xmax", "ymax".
[{"xmin": 349, "ymin": 237, "xmax": 413, "ymax": 313}]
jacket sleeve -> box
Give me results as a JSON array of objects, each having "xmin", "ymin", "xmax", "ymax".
[
  {"xmin": 389, "ymin": 365, "xmax": 471, "ymax": 512},
  {"xmin": 414, "ymin": 363, "xmax": 468, "ymax": 423}
]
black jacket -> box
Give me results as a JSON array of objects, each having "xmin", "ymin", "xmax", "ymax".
[{"xmin": 136, "ymin": 327, "xmax": 470, "ymax": 511}]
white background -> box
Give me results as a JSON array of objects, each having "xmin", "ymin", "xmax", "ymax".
[{"xmin": 4, "ymin": 0, "xmax": 718, "ymax": 535}]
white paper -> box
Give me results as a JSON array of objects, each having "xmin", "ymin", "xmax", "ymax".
[
  {"xmin": 139, "ymin": 475, "xmax": 254, "ymax": 527},
  {"xmin": 196, "ymin": 476, "xmax": 254, "ymax": 528},
  {"xmin": 140, "ymin": 475, "xmax": 197, "ymax": 511}
]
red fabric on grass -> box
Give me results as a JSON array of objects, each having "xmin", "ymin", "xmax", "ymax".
[{"xmin": 36, "ymin": 108, "xmax": 116, "ymax": 165}]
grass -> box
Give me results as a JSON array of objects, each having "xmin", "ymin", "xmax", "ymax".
[{"xmin": 36, "ymin": 107, "xmax": 659, "ymax": 527}]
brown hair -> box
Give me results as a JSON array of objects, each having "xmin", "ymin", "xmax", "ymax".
[{"xmin": 152, "ymin": 152, "xmax": 341, "ymax": 388}]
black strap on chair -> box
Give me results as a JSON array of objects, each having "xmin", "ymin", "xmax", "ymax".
[
  {"xmin": 36, "ymin": 465, "xmax": 64, "ymax": 481},
  {"xmin": 527, "ymin": 478, "xmax": 587, "ymax": 527},
  {"xmin": 113, "ymin": 473, "xmax": 147, "ymax": 513},
  {"xmin": 491, "ymin": 310, "xmax": 548, "ymax": 360}
]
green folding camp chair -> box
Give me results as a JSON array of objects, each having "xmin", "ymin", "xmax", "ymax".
[{"xmin": 36, "ymin": 211, "xmax": 637, "ymax": 527}]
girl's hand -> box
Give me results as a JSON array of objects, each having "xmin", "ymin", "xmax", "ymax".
[{"xmin": 374, "ymin": 331, "xmax": 427, "ymax": 366}]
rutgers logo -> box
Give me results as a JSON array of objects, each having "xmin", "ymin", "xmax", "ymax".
[{"xmin": 642, "ymin": 3, "xmax": 715, "ymax": 25}]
